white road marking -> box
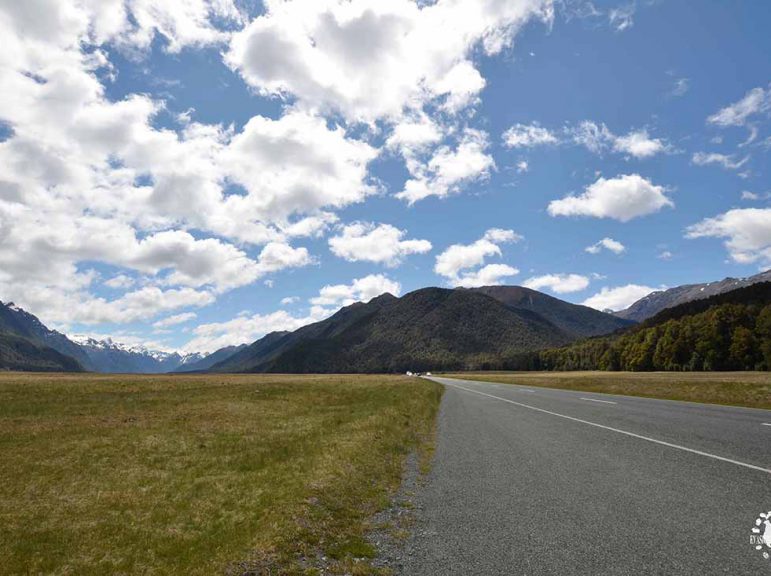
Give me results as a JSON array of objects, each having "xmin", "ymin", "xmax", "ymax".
[
  {"xmin": 580, "ymin": 397, "xmax": 617, "ymax": 405},
  {"xmin": 763, "ymin": 423, "xmax": 771, "ymax": 427},
  {"xmin": 442, "ymin": 381, "xmax": 771, "ymax": 475}
]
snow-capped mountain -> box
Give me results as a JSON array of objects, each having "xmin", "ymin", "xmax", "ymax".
[{"xmin": 71, "ymin": 335, "xmax": 204, "ymax": 374}]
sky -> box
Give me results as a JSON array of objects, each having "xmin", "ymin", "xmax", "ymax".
[{"xmin": 0, "ymin": 0, "xmax": 769, "ymax": 353}]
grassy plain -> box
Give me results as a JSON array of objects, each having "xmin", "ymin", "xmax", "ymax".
[
  {"xmin": 439, "ymin": 371, "xmax": 771, "ymax": 409},
  {"xmin": 0, "ymin": 372, "xmax": 442, "ymax": 575}
]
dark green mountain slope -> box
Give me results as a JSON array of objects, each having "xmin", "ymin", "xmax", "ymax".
[
  {"xmin": 533, "ymin": 282, "xmax": 771, "ymax": 371},
  {"xmin": 214, "ymin": 288, "xmax": 574, "ymax": 373},
  {"xmin": 0, "ymin": 301, "xmax": 93, "ymax": 368},
  {"xmin": 0, "ymin": 333, "xmax": 85, "ymax": 372},
  {"xmin": 468, "ymin": 285, "xmax": 634, "ymax": 337}
]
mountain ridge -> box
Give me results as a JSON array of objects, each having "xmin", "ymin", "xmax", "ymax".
[
  {"xmin": 211, "ymin": 286, "xmax": 629, "ymax": 373},
  {"xmin": 615, "ymin": 269, "xmax": 771, "ymax": 322}
]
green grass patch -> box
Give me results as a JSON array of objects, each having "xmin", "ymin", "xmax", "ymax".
[
  {"xmin": 440, "ymin": 371, "xmax": 771, "ymax": 410},
  {"xmin": 0, "ymin": 373, "xmax": 442, "ymax": 575}
]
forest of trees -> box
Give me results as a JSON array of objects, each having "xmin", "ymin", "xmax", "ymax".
[{"xmin": 496, "ymin": 283, "xmax": 771, "ymax": 372}]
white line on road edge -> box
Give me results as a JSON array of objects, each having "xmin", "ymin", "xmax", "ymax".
[
  {"xmin": 443, "ymin": 382, "xmax": 771, "ymax": 475},
  {"xmin": 580, "ymin": 397, "xmax": 617, "ymax": 405},
  {"xmin": 763, "ymin": 423, "xmax": 771, "ymax": 427}
]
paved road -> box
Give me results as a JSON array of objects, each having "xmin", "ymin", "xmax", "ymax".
[{"xmin": 399, "ymin": 376, "xmax": 771, "ymax": 575}]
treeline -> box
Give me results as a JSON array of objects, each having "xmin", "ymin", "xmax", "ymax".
[
  {"xmin": 490, "ymin": 283, "xmax": 771, "ymax": 372},
  {"xmin": 538, "ymin": 301, "xmax": 771, "ymax": 371}
]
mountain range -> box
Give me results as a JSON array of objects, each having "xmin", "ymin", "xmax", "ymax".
[
  {"xmin": 614, "ymin": 269, "xmax": 771, "ymax": 322},
  {"xmin": 1, "ymin": 271, "xmax": 769, "ymax": 373},
  {"xmin": 210, "ymin": 287, "xmax": 633, "ymax": 373}
]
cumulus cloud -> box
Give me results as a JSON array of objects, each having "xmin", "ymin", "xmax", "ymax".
[
  {"xmin": 329, "ymin": 222, "xmax": 432, "ymax": 266},
  {"xmin": 434, "ymin": 228, "xmax": 522, "ymax": 287},
  {"xmin": 502, "ymin": 123, "xmax": 559, "ymax": 148},
  {"xmin": 585, "ymin": 237, "xmax": 626, "ymax": 255},
  {"xmin": 225, "ymin": 0, "xmax": 554, "ymax": 207},
  {"xmin": 612, "ymin": 129, "xmax": 667, "ymax": 158},
  {"xmin": 548, "ymin": 174, "xmax": 673, "ymax": 222},
  {"xmin": 225, "ymin": 0, "xmax": 553, "ymax": 123},
  {"xmin": 524, "ymin": 273, "xmax": 590, "ymax": 294},
  {"xmin": 183, "ymin": 307, "xmax": 331, "ymax": 354},
  {"xmin": 310, "ymin": 274, "xmax": 402, "ymax": 307},
  {"xmin": 396, "ymin": 128, "xmax": 495, "ymax": 204},
  {"xmin": 0, "ymin": 2, "xmax": 385, "ymax": 329},
  {"xmin": 691, "ymin": 152, "xmax": 749, "ymax": 171},
  {"xmin": 582, "ymin": 284, "xmax": 657, "ymax": 312},
  {"xmin": 686, "ymin": 208, "xmax": 771, "ymax": 265}
]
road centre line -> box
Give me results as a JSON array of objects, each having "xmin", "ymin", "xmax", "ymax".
[
  {"xmin": 442, "ymin": 381, "xmax": 771, "ymax": 475},
  {"xmin": 580, "ymin": 397, "xmax": 617, "ymax": 404}
]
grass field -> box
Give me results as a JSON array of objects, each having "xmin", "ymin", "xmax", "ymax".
[
  {"xmin": 0, "ymin": 373, "xmax": 442, "ymax": 575},
  {"xmin": 439, "ymin": 371, "xmax": 771, "ymax": 409}
]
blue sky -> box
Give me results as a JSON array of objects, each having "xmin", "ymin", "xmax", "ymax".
[{"xmin": 0, "ymin": 0, "xmax": 769, "ymax": 352}]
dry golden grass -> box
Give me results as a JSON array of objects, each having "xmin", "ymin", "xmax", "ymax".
[
  {"xmin": 0, "ymin": 373, "xmax": 442, "ymax": 575},
  {"xmin": 440, "ymin": 371, "xmax": 771, "ymax": 409}
]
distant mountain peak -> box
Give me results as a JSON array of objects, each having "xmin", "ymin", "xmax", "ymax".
[{"xmin": 615, "ymin": 269, "xmax": 771, "ymax": 322}]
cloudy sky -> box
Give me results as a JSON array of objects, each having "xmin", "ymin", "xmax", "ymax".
[{"xmin": 0, "ymin": 0, "xmax": 769, "ymax": 353}]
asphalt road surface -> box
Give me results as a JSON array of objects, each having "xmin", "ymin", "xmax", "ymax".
[{"xmin": 398, "ymin": 376, "xmax": 771, "ymax": 575}]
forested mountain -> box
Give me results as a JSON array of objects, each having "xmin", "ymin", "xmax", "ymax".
[
  {"xmin": 524, "ymin": 282, "xmax": 771, "ymax": 372},
  {"xmin": 468, "ymin": 286, "xmax": 633, "ymax": 337},
  {"xmin": 615, "ymin": 269, "xmax": 771, "ymax": 322},
  {"xmin": 212, "ymin": 286, "xmax": 629, "ymax": 373},
  {"xmin": 0, "ymin": 301, "xmax": 93, "ymax": 368},
  {"xmin": 0, "ymin": 333, "xmax": 85, "ymax": 372}
]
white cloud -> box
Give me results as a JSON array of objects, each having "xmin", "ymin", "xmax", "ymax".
[
  {"xmin": 0, "ymin": 3, "xmax": 386, "ymax": 330},
  {"xmin": 153, "ymin": 312, "xmax": 197, "ymax": 329},
  {"xmin": 104, "ymin": 274, "xmax": 135, "ymax": 289},
  {"xmin": 435, "ymin": 228, "xmax": 522, "ymax": 287},
  {"xmin": 608, "ymin": 3, "xmax": 635, "ymax": 31},
  {"xmin": 225, "ymin": 0, "xmax": 553, "ymax": 123},
  {"xmin": 570, "ymin": 121, "xmax": 668, "ymax": 158},
  {"xmin": 548, "ymin": 174, "xmax": 673, "ymax": 222},
  {"xmin": 516, "ymin": 160, "xmax": 529, "ymax": 173},
  {"xmin": 612, "ymin": 129, "xmax": 667, "ymax": 159},
  {"xmin": 585, "ymin": 237, "xmax": 626, "ymax": 255},
  {"xmin": 686, "ymin": 208, "xmax": 771, "ymax": 265},
  {"xmin": 329, "ymin": 222, "xmax": 432, "ymax": 266},
  {"xmin": 658, "ymin": 250, "xmax": 673, "ymax": 260},
  {"xmin": 310, "ymin": 274, "xmax": 402, "ymax": 307},
  {"xmin": 707, "ymin": 85, "xmax": 771, "ymax": 128},
  {"xmin": 454, "ymin": 264, "xmax": 520, "ymax": 288},
  {"xmin": 582, "ymin": 284, "xmax": 657, "ymax": 312},
  {"xmin": 396, "ymin": 128, "xmax": 495, "ymax": 204},
  {"xmin": 183, "ymin": 307, "xmax": 331, "ymax": 354},
  {"xmin": 524, "ymin": 273, "xmax": 589, "ymax": 294},
  {"xmin": 691, "ymin": 152, "xmax": 749, "ymax": 171},
  {"xmin": 502, "ymin": 123, "xmax": 559, "ymax": 148},
  {"xmin": 741, "ymin": 191, "xmax": 770, "ymax": 201},
  {"xmin": 280, "ymin": 296, "xmax": 300, "ymax": 305},
  {"xmin": 222, "ymin": 111, "xmax": 379, "ymax": 225}
]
